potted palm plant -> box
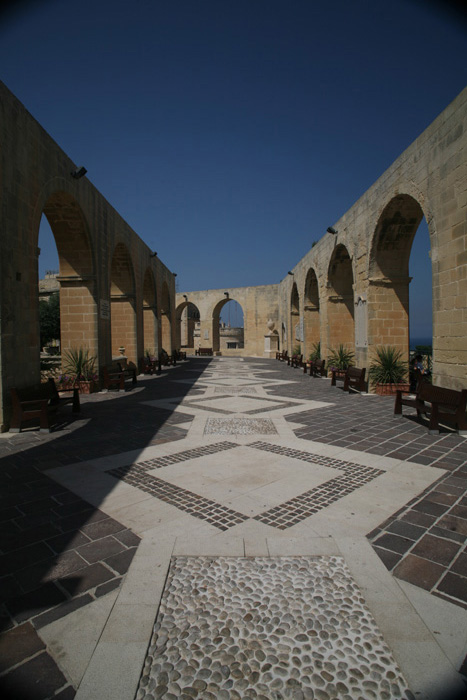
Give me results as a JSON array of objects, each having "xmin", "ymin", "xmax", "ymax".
[
  {"xmin": 309, "ymin": 341, "xmax": 321, "ymax": 362},
  {"xmin": 369, "ymin": 346, "xmax": 409, "ymax": 396},
  {"xmin": 327, "ymin": 344, "xmax": 355, "ymax": 378},
  {"xmin": 62, "ymin": 347, "xmax": 98, "ymax": 393}
]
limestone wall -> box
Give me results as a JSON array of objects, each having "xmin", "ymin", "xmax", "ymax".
[
  {"xmin": 0, "ymin": 81, "xmax": 176, "ymax": 429},
  {"xmin": 176, "ymin": 285, "xmax": 279, "ymax": 357}
]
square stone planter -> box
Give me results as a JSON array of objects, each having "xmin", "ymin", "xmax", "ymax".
[
  {"xmin": 59, "ymin": 381, "xmax": 98, "ymax": 394},
  {"xmin": 375, "ymin": 382, "xmax": 410, "ymax": 396}
]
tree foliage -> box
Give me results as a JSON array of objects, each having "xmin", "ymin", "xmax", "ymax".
[{"xmin": 39, "ymin": 293, "xmax": 60, "ymax": 347}]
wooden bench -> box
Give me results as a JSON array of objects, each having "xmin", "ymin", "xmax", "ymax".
[
  {"xmin": 331, "ymin": 367, "xmax": 367, "ymax": 393},
  {"xmin": 304, "ymin": 359, "xmax": 326, "ymax": 377},
  {"xmin": 276, "ymin": 350, "xmax": 288, "ymax": 362},
  {"xmin": 10, "ymin": 378, "xmax": 80, "ymax": 433},
  {"xmin": 287, "ymin": 354, "xmax": 303, "ymax": 368},
  {"xmin": 195, "ymin": 348, "xmax": 213, "ymax": 356},
  {"xmin": 395, "ymin": 382, "xmax": 467, "ymax": 435},
  {"xmin": 102, "ymin": 363, "xmax": 137, "ymax": 391}
]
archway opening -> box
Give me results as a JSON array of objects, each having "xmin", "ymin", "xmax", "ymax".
[
  {"xmin": 110, "ymin": 243, "xmax": 137, "ymax": 363},
  {"xmin": 160, "ymin": 282, "xmax": 172, "ymax": 353},
  {"xmin": 290, "ymin": 283, "xmax": 300, "ymax": 353},
  {"xmin": 212, "ymin": 298, "xmax": 245, "ymax": 353},
  {"xmin": 304, "ymin": 268, "xmax": 320, "ymax": 358},
  {"xmin": 369, "ymin": 195, "xmax": 431, "ymax": 367},
  {"xmin": 38, "ymin": 193, "xmax": 97, "ymax": 374},
  {"xmin": 176, "ymin": 302, "xmax": 200, "ymax": 351},
  {"xmin": 409, "ymin": 217, "xmax": 432, "ymax": 349},
  {"xmin": 327, "ymin": 244, "xmax": 355, "ymax": 355},
  {"xmin": 143, "ymin": 268, "xmax": 158, "ymax": 358}
]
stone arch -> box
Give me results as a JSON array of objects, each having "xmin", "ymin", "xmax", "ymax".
[
  {"xmin": 110, "ymin": 243, "xmax": 137, "ymax": 362},
  {"xmin": 40, "ymin": 191, "xmax": 98, "ymax": 357},
  {"xmin": 303, "ymin": 267, "xmax": 320, "ymax": 357},
  {"xmin": 290, "ymin": 282, "xmax": 300, "ymax": 351},
  {"xmin": 327, "ymin": 244, "xmax": 355, "ymax": 354},
  {"xmin": 143, "ymin": 267, "xmax": 158, "ymax": 356},
  {"xmin": 368, "ymin": 194, "xmax": 426, "ymax": 359},
  {"xmin": 160, "ymin": 281, "xmax": 172, "ymax": 353},
  {"xmin": 211, "ymin": 297, "xmax": 245, "ymax": 353},
  {"xmin": 176, "ymin": 301, "xmax": 200, "ymax": 350}
]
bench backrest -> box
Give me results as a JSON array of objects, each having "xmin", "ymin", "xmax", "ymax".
[
  {"xmin": 347, "ymin": 367, "xmax": 365, "ymax": 379},
  {"xmin": 418, "ymin": 383, "xmax": 467, "ymax": 410},
  {"xmin": 12, "ymin": 382, "xmax": 54, "ymax": 402}
]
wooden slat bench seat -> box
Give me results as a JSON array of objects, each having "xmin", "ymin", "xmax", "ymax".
[
  {"xmin": 304, "ymin": 359, "xmax": 326, "ymax": 377},
  {"xmin": 102, "ymin": 363, "xmax": 137, "ymax": 391},
  {"xmin": 195, "ymin": 348, "xmax": 213, "ymax": 356},
  {"xmin": 331, "ymin": 367, "xmax": 367, "ymax": 393},
  {"xmin": 276, "ymin": 350, "xmax": 288, "ymax": 361},
  {"xmin": 287, "ymin": 354, "xmax": 303, "ymax": 368},
  {"xmin": 10, "ymin": 378, "xmax": 80, "ymax": 433},
  {"xmin": 394, "ymin": 382, "xmax": 467, "ymax": 435}
]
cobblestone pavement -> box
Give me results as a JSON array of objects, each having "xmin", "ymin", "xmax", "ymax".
[{"xmin": 0, "ymin": 357, "xmax": 466, "ymax": 700}]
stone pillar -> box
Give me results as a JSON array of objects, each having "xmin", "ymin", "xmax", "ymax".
[{"xmin": 264, "ymin": 319, "xmax": 279, "ymax": 357}]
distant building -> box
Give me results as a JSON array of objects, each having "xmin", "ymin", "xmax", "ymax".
[{"xmin": 39, "ymin": 271, "xmax": 59, "ymax": 301}]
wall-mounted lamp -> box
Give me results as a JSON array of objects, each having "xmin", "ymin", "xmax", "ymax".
[
  {"xmin": 287, "ymin": 271, "xmax": 294, "ymax": 276},
  {"xmin": 183, "ymin": 294, "xmax": 188, "ymax": 300},
  {"xmin": 327, "ymin": 226, "xmax": 338, "ymax": 235},
  {"xmin": 224, "ymin": 291, "xmax": 229, "ymax": 297},
  {"xmin": 150, "ymin": 252, "xmax": 158, "ymax": 257},
  {"xmin": 71, "ymin": 166, "xmax": 87, "ymax": 179}
]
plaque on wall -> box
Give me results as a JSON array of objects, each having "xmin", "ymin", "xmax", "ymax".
[{"xmin": 100, "ymin": 299, "xmax": 110, "ymax": 319}]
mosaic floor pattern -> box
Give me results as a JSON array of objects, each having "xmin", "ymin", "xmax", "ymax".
[
  {"xmin": 137, "ymin": 556, "xmax": 413, "ymax": 700},
  {"xmin": 2, "ymin": 356, "xmax": 466, "ymax": 700}
]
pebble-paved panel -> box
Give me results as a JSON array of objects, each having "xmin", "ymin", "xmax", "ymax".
[
  {"xmin": 137, "ymin": 556, "xmax": 413, "ymax": 700},
  {"xmin": 204, "ymin": 417, "xmax": 277, "ymax": 435}
]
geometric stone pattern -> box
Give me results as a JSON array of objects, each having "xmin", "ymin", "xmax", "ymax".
[
  {"xmin": 107, "ymin": 438, "xmax": 385, "ymax": 532},
  {"xmin": 127, "ymin": 441, "xmax": 239, "ymax": 471},
  {"xmin": 108, "ymin": 465, "xmax": 249, "ymax": 531},
  {"xmin": 368, "ymin": 464, "xmax": 467, "ymax": 609},
  {"xmin": 214, "ymin": 386, "xmax": 257, "ymax": 394},
  {"xmin": 136, "ymin": 556, "xmax": 412, "ymax": 700},
  {"xmin": 180, "ymin": 396, "xmax": 297, "ymax": 415},
  {"xmin": 250, "ymin": 442, "xmax": 384, "ymax": 529},
  {"xmin": 204, "ymin": 417, "xmax": 277, "ymax": 435}
]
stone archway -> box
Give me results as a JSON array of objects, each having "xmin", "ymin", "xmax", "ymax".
[
  {"xmin": 211, "ymin": 298, "xmax": 245, "ymax": 354},
  {"xmin": 41, "ymin": 192, "xmax": 97, "ymax": 358},
  {"xmin": 303, "ymin": 267, "xmax": 320, "ymax": 358},
  {"xmin": 160, "ymin": 281, "xmax": 172, "ymax": 353},
  {"xmin": 368, "ymin": 194, "xmax": 426, "ymax": 361},
  {"xmin": 143, "ymin": 268, "xmax": 158, "ymax": 357},
  {"xmin": 327, "ymin": 244, "xmax": 355, "ymax": 354},
  {"xmin": 176, "ymin": 301, "xmax": 200, "ymax": 351},
  {"xmin": 110, "ymin": 243, "xmax": 137, "ymax": 362}
]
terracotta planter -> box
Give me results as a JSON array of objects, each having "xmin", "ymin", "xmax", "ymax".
[{"xmin": 375, "ymin": 382, "xmax": 410, "ymax": 396}]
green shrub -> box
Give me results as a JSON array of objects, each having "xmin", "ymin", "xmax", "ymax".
[
  {"xmin": 309, "ymin": 341, "xmax": 321, "ymax": 362},
  {"xmin": 369, "ymin": 346, "xmax": 408, "ymax": 384},
  {"xmin": 327, "ymin": 344, "xmax": 354, "ymax": 370}
]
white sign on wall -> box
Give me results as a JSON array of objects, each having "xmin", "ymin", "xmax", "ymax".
[
  {"xmin": 355, "ymin": 295, "xmax": 368, "ymax": 347},
  {"xmin": 204, "ymin": 330, "xmax": 209, "ymax": 340}
]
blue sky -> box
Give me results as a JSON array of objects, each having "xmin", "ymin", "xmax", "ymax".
[{"xmin": 1, "ymin": 0, "xmax": 466, "ymax": 339}]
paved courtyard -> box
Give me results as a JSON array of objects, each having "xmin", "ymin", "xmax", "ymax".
[{"xmin": 0, "ymin": 357, "xmax": 466, "ymax": 700}]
